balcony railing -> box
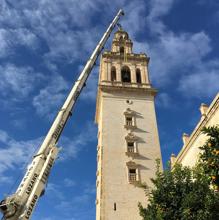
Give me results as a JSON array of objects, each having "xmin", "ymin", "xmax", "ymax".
[
  {"xmin": 127, "ymin": 146, "xmax": 134, "ymax": 153},
  {"xmin": 126, "ymin": 118, "xmax": 133, "ymax": 126},
  {"xmin": 129, "ymin": 173, "xmax": 137, "ymax": 182}
]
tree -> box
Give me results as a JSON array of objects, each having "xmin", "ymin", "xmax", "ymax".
[
  {"xmin": 139, "ymin": 162, "xmax": 219, "ymax": 220},
  {"xmin": 199, "ymin": 126, "xmax": 219, "ymax": 190},
  {"xmin": 139, "ymin": 126, "xmax": 219, "ymax": 219}
]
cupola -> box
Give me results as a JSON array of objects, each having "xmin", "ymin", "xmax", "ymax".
[{"xmin": 111, "ymin": 27, "xmax": 133, "ymax": 54}]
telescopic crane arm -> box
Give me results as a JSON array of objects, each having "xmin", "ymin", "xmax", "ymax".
[{"xmin": 0, "ymin": 9, "xmax": 124, "ymax": 220}]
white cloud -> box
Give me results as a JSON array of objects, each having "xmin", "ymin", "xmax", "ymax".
[
  {"xmin": 178, "ymin": 69, "xmax": 219, "ymax": 98},
  {"xmin": 121, "ymin": 0, "xmax": 218, "ymax": 100},
  {"xmin": 197, "ymin": 0, "xmax": 219, "ymax": 7},
  {"xmin": 147, "ymin": 0, "xmax": 177, "ymax": 34},
  {"xmin": 0, "ymin": 0, "xmax": 218, "ymax": 102},
  {"xmin": 0, "ymin": 64, "xmax": 44, "ymax": 100},
  {"xmin": 36, "ymin": 179, "xmax": 95, "ymax": 219},
  {"xmin": 133, "ymin": 0, "xmax": 219, "ymax": 100},
  {"xmin": 43, "ymin": 28, "xmax": 99, "ymax": 67},
  {"xmin": 95, "ymin": 0, "xmax": 217, "ymax": 100},
  {"xmin": 0, "ymin": 28, "xmax": 39, "ymax": 58},
  {"xmin": 146, "ymin": 31, "xmax": 212, "ymax": 85},
  {"xmin": 59, "ymin": 122, "xmax": 96, "ymax": 161},
  {"xmin": 0, "ymin": 0, "xmax": 144, "ymax": 66},
  {"xmin": 0, "ymin": 0, "xmax": 98, "ymax": 63},
  {"xmin": 0, "ymin": 1, "xmax": 26, "ymax": 28},
  {"xmin": 156, "ymin": 93, "xmax": 172, "ymax": 108},
  {"xmin": 83, "ymin": 183, "xmax": 96, "ymax": 195},
  {"xmin": 0, "ymin": 130, "xmax": 42, "ymax": 184},
  {"xmin": 80, "ymin": 66, "xmax": 99, "ymax": 101},
  {"xmin": 11, "ymin": 119, "xmax": 27, "ymax": 130},
  {"xmin": 53, "ymin": 182, "xmax": 95, "ymax": 214},
  {"xmin": 15, "ymin": 28, "xmax": 39, "ymax": 48},
  {"xmin": 121, "ymin": 0, "xmax": 147, "ymax": 37},
  {"xmin": 21, "ymin": 0, "xmax": 103, "ymax": 66},
  {"xmin": 32, "ymin": 74, "xmax": 69, "ymax": 118},
  {"xmin": 0, "ymin": 29, "xmax": 11, "ymax": 57},
  {"xmin": 117, "ymin": 0, "xmax": 218, "ymax": 101},
  {"xmin": 0, "ymin": 121, "xmax": 96, "ymax": 185},
  {"xmin": 46, "ymin": 183, "xmax": 65, "ymax": 200},
  {"xmin": 0, "ymin": 130, "xmax": 10, "ymax": 143},
  {"xmin": 63, "ymin": 178, "xmax": 76, "ymax": 187}
]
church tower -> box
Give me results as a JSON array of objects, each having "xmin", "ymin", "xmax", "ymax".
[{"xmin": 95, "ymin": 28, "xmax": 162, "ymax": 220}]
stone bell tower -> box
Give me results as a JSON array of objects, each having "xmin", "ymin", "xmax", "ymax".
[{"xmin": 95, "ymin": 28, "xmax": 162, "ymax": 220}]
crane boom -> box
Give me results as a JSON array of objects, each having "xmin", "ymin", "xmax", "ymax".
[{"xmin": 0, "ymin": 9, "xmax": 124, "ymax": 220}]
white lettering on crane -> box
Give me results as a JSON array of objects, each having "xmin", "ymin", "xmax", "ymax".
[
  {"xmin": 52, "ymin": 123, "xmax": 64, "ymax": 139},
  {"xmin": 25, "ymin": 173, "xmax": 38, "ymax": 195},
  {"xmin": 24, "ymin": 194, "xmax": 38, "ymax": 219},
  {"xmin": 42, "ymin": 158, "xmax": 54, "ymax": 184}
]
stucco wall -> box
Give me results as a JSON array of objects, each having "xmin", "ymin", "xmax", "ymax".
[
  {"xmin": 173, "ymin": 93, "xmax": 219, "ymax": 167},
  {"xmin": 96, "ymin": 89, "xmax": 162, "ymax": 220}
]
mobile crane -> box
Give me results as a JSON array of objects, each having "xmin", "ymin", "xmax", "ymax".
[{"xmin": 0, "ymin": 9, "xmax": 124, "ymax": 220}]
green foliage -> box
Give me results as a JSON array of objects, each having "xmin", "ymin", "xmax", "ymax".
[
  {"xmin": 199, "ymin": 126, "xmax": 219, "ymax": 189},
  {"xmin": 139, "ymin": 125, "xmax": 219, "ymax": 220},
  {"xmin": 139, "ymin": 163, "xmax": 219, "ymax": 220}
]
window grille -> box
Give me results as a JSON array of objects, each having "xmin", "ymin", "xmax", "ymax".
[
  {"xmin": 127, "ymin": 142, "xmax": 134, "ymax": 153},
  {"xmin": 129, "ymin": 169, "xmax": 137, "ymax": 182},
  {"xmin": 126, "ymin": 116, "xmax": 133, "ymax": 126}
]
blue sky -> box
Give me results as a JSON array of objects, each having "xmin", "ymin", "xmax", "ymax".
[{"xmin": 0, "ymin": 0, "xmax": 219, "ymax": 219}]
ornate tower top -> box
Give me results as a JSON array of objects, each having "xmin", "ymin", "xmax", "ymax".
[
  {"xmin": 98, "ymin": 28, "xmax": 155, "ymax": 95},
  {"xmin": 112, "ymin": 28, "xmax": 133, "ymax": 54}
]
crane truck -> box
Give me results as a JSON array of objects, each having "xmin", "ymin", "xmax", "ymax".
[{"xmin": 0, "ymin": 9, "xmax": 124, "ymax": 220}]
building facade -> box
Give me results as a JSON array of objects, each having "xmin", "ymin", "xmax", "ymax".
[
  {"xmin": 171, "ymin": 93, "xmax": 219, "ymax": 167},
  {"xmin": 95, "ymin": 29, "xmax": 162, "ymax": 220}
]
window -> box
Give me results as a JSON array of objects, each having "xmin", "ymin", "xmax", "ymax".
[
  {"xmin": 127, "ymin": 141, "xmax": 134, "ymax": 153},
  {"xmin": 129, "ymin": 169, "xmax": 137, "ymax": 182},
  {"xmin": 126, "ymin": 116, "xmax": 133, "ymax": 126},
  {"xmin": 125, "ymin": 132, "xmax": 138, "ymax": 156},
  {"xmin": 126, "ymin": 161, "xmax": 139, "ymax": 183},
  {"xmin": 121, "ymin": 66, "xmax": 131, "ymax": 83},
  {"xmin": 136, "ymin": 68, "xmax": 141, "ymax": 83},
  {"xmin": 111, "ymin": 66, "xmax": 116, "ymax": 81},
  {"xmin": 120, "ymin": 46, "xmax": 124, "ymax": 54},
  {"xmin": 126, "ymin": 140, "xmax": 138, "ymax": 156},
  {"xmin": 124, "ymin": 108, "xmax": 136, "ymax": 129}
]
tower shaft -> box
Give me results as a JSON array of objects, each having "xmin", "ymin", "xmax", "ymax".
[{"xmin": 95, "ymin": 29, "xmax": 162, "ymax": 220}]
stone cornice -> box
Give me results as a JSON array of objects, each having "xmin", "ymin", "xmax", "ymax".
[
  {"xmin": 174, "ymin": 93, "xmax": 219, "ymax": 165},
  {"xmin": 112, "ymin": 39, "xmax": 133, "ymax": 45},
  {"xmin": 126, "ymin": 161, "xmax": 138, "ymax": 167},
  {"xmin": 98, "ymin": 81, "xmax": 157, "ymax": 95},
  {"xmin": 95, "ymin": 82, "xmax": 157, "ymax": 124},
  {"xmin": 102, "ymin": 51, "xmax": 150, "ymax": 63},
  {"xmin": 125, "ymin": 132, "xmax": 138, "ymax": 141}
]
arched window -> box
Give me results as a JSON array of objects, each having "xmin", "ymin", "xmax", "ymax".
[
  {"xmin": 136, "ymin": 68, "xmax": 141, "ymax": 84},
  {"xmin": 120, "ymin": 46, "xmax": 124, "ymax": 54},
  {"xmin": 121, "ymin": 66, "xmax": 131, "ymax": 83},
  {"xmin": 111, "ymin": 66, "xmax": 116, "ymax": 81}
]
